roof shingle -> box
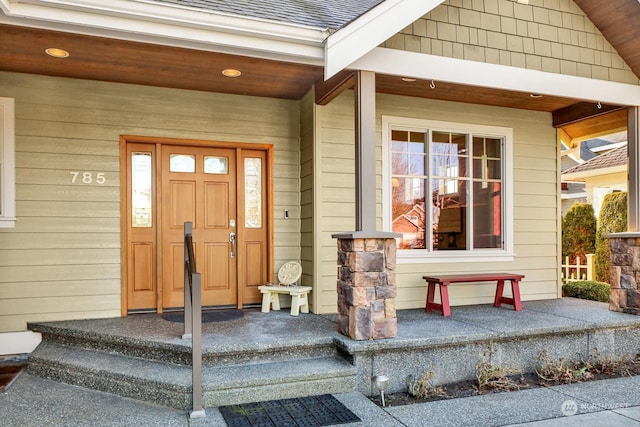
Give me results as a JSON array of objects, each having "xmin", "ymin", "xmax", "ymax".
[
  {"xmin": 562, "ymin": 145, "xmax": 628, "ymax": 175},
  {"xmin": 147, "ymin": 0, "xmax": 385, "ymax": 30}
]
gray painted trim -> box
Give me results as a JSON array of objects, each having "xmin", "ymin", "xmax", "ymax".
[
  {"xmin": 331, "ymin": 231, "xmax": 401, "ymax": 239},
  {"xmin": 605, "ymin": 232, "xmax": 640, "ymax": 238},
  {"xmin": 629, "ymin": 107, "xmax": 639, "ymax": 232},
  {"xmin": 354, "ymin": 70, "xmax": 377, "ymax": 232}
]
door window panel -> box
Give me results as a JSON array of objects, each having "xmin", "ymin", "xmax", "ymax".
[
  {"xmin": 131, "ymin": 152, "xmax": 153, "ymax": 228},
  {"xmin": 169, "ymin": 154, "xmax": 195, "ymax": 173},
  {"xmin": 204, "ymin": 156, "xmax": 228, "ymax": 174}
]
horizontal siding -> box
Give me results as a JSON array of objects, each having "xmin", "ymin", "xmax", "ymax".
[
  {"xmin": 315, "ymin": 91, "xmax": 559, "ymax": 314},
  {"xmin": 0, "ymin": 233, "xmax": 119, "ymax": 249},
  {"xmin": 0, "ymin": 280, "xmax": 120, "ymax": 299},
  {"xmin": 299, "ymin": 90, "xmax": 315, "ymax": 308},
  {"xmin": 1, "ymin": 311, "xmax": 120, "ymax": 333},
  {"xmin": 0, "ymin": 71, "xmax": 301, "ymax": 332},
  {"xmin": 0, "ymin": 249, "xmax": 119, "ymax": 267}
]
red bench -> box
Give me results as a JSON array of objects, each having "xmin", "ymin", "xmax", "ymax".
[{"xmin": 422, "ymin": 273, "xmax": 524, "ymax": 317}]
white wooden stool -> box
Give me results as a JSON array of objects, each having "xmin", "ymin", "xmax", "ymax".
[{"xmin": 258, "ymin": 285, "xmax": 312, "ymax": 316}]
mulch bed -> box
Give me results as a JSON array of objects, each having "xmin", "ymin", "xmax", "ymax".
[{"xmin": 371, "ymin": 358, "xmax": 640, "ymax": 407}]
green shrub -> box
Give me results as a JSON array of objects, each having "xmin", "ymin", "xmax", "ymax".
[
  {"xmin": 595, "ymin": 192, "xmax": 627, "ymax": 282},
  {"xmin": 562, "ymin": 202, "xmax": 596, "ymax": 264},
  {"xmin": 562, "ymin": 280, "xmax": 610, "ymax": 303}
]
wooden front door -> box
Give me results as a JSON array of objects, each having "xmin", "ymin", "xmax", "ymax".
[
  {"xmin": 124, "ymin": 139, "xmax": 270, "ymax": 313},
  {"xmin": 161, "ymin": 145, "xmax": 237, "ymax": 308}
]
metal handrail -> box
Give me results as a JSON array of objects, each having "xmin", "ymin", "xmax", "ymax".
[{"xmin": 182, "ymin": 222, "xmax": 205, "ymax": 419}]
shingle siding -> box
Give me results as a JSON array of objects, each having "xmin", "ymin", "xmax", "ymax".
[{"xmin": 381, "ymin": 0, "xmax": 639, "ymax": 85}]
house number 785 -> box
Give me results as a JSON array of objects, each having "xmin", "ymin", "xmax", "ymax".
[{"xmin": 70, "ymin": 171, "xmax": 106, "ymax": 184}]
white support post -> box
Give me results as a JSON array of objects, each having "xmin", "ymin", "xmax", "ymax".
[{"xmin": 354, "ymin": 70, "xmax": 377, "ymax": 232}]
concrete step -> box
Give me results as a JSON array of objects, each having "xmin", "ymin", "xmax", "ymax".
[
  {"xmin": 28, "ymin": 341, "xmax": 356, "ymax": 409},
  {"xmin": 29, "ymin": 321, "xmax": 339, "ymax": 367}
]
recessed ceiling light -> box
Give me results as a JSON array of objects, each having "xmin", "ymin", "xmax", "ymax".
[
  {"xmin": 222, "ymin": 69, "xmax": 241, "ymax": 77},
  {"xmin": 45, "ymin": 48, "xmax": 69, "ymax": 58},
  {"xmin": 530, "ymin": 93, "xmax": 543, "ymax": 98},
  {"xmin": 401, "ymin": 77, "xmax": 416, "ymax": 82}
]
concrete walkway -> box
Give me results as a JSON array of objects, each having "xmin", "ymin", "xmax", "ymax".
[{"xmin": 2, "ymin": 371, "xmax": 640, "ymax": 426}]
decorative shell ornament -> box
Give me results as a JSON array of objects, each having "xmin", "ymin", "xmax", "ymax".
[{"xmin": 277, "ymin": 261, "xmax": 302, "ymax": 286}]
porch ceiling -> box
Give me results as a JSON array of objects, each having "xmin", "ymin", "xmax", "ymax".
[{"xmin": 0, "ymin": 23, "xmax": 629, "ymax": 138}]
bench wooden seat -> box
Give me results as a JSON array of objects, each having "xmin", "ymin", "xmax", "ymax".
[
  {"xmin": 258, "ymin": 285, "xmax": 312, "ymax": 316},
  {"xmin": 422, "ymin": 273, "xmax": 524, "ymax": 317}
]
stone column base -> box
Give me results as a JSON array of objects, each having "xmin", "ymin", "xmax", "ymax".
[
  {"xmin": 608, "ymin": 233, "xmax": 640, "ymax": 313},
  {"xmin": 332, "ymin": 232, "xmax": 399, "ymax": 340}
]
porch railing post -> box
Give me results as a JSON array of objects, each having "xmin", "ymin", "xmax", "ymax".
[
  {"xmin": 183, "ymin": 222, "xmax": 193, "ymax": 340},
  {"xmin": 181, "ymin": 221, "xmax": 205, "ymax": 419},
  {"xmin": 190, "ymin": 271, "xmax": 205, "ymax": 418}
]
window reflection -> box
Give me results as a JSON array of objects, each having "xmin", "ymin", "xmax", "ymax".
[{"xmin": 391, "ymin": 129, "xmax": 503, "ymax": 251}]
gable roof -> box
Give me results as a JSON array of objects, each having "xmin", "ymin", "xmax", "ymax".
[{"xmin": 148, "ymin": 0, "xmax": 385, "ymax": 29}]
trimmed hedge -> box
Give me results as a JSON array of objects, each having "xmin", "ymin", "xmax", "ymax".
[
  {"xmin": 562, "ymin": 280, "xmax": 610, "ymax": 303},
  {"xmin": 562, "ymin": 202, "xmax": 596, "ymax": 264},
  {"xmin": 595, "ymin": 192, "xmax": 627, "ymax": 282}
]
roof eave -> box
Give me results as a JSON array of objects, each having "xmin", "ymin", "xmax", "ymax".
[
  {"xmin": 324, "ymin": 0, "xmax": 445, "ymax": 79},
  {"xmin": 0, "ymin": 0, "xmax": 329, "ymax": 65},
  {"xmin": 562, "ymin": 164, "xmax": 628, "ymax": 181}
]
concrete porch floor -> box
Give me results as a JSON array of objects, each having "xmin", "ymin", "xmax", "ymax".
[
  {"xmin": 3, "ymin": 297, "xmax": 640, "ymax": 426},
  {"xmin": 22, "ymin": 297, "xmax": 640, "ymax": 357}
]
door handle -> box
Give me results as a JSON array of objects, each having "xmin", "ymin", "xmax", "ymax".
[{"xmin": 229, "ymin": 232, "xmax": 236, "ymax": 258}]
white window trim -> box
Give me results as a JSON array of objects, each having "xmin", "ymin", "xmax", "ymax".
[
  {"xmin": 382, "ymin": 115, "xmax": 514, "ymax": 264},
  {"xmin": 0, "ymin": 97, "xmax": 16, "ymax": 228}
]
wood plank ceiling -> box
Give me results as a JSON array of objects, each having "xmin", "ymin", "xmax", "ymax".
[{"xmin": 1, "ymin": 0, "xmax": 639, "ymax": 139}]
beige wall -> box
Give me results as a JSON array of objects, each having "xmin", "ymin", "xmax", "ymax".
[
  {"xmin": 299, "ymin": 90, "xmax": 315, "ymax": 309},
  {"xmin": 314, "ymin": 91, "xmax": 559, "ymax": 314},
  {"xmin": 383, "ymin": 0, "xmax": 639, "ymax": 85},
  {"xmin": 585, "ymin": 171, "xmax": 628, "ymax": 217},
  {"xmin": 0, "ymin": 71, "xmax": 302, "ymax": 332}
]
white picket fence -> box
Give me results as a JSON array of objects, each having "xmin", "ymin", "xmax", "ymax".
[{"xmin": 562, "ymin": 254, "xmax": 595, "ymax": 282}]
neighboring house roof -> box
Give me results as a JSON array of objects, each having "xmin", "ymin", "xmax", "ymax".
[
  {"xmin": 392, "ymin": 204, "xmax": 425, "ymax": 231},
  {"xmin": 562, "ymin": 145, "xmax": 628, "ymax": 181},
  {"xmin": 149, "ymin": 0, "xmax": 385, "ymax": 29},
  {"xmin": 580, "ymin": 139, "xmax": 613, "ymax": 162}
]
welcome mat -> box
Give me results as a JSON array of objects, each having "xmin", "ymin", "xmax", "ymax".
[
  {"xmin": 219, "ymin": 394, "xmax": 361, "ymax": 427},
  {"xmin": 162, "ymin": 309, "xmax": 244, "ymax": 324}
]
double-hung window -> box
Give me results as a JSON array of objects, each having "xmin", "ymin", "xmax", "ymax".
[{"xmin": 382, "ymin": 116, "xmax": 513, "ymax": 263}]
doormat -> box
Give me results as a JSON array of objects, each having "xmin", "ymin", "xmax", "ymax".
[
  {"xmin": 219, "ymin": 394, "xmax": 361, "ymax": 427},
  {"xmin": 162, "ymin": 309, "xmax": 244, "ymax": 323},
  {"xmin": 0, "ymin": 362, "xmax": 27, "ymax": 392}
]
